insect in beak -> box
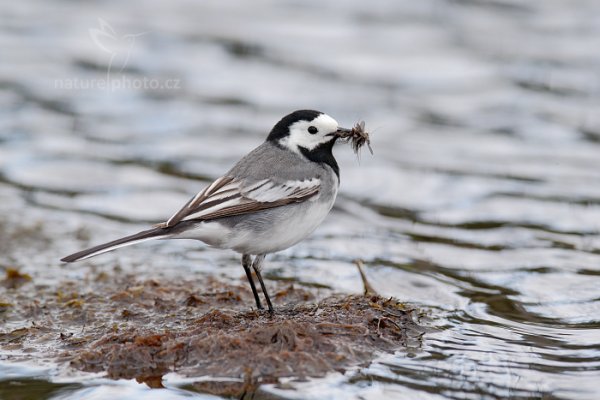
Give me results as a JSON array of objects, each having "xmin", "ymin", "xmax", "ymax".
[{"xmin": 330, "ymin": 122, "xmax": 373, "ymax": 155}]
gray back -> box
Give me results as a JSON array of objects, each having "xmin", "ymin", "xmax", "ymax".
[{"xmin": 227, "ymin": 142, "xmax": 329, "ymax": 183}]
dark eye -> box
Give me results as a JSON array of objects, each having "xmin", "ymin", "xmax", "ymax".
[{"xmin": 308, "ymin": 126, "xmax": 318, "ymax": 134}]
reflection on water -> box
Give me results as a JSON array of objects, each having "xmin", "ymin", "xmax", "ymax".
[{"xmin": 2, "ymin": 0, "xmax": 600, "ymax": 399}]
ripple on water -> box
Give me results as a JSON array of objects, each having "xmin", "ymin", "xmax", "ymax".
[{"xmin": 1, "ymin": 0, "xmax": 600, "ymax": 399}]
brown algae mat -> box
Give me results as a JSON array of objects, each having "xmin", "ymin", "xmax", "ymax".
[{"xmin": 0, "ymin": 265, "xmax": 422, "ymax": 396}]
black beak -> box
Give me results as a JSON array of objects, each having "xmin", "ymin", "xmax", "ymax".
[{"xmin": 328, "ymin": 127, "xmax": 352, "ymax": 138}]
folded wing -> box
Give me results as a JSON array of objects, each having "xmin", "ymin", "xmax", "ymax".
[{"xmin": 162, "ymin": 176, "xmax": 320, "ymax": 227}]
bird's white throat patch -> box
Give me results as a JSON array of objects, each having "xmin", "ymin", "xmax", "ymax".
[{"xmin": 279, "ymin": 113, "xmax": 339, "ymax": 153}]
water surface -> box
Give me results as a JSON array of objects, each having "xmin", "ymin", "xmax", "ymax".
[{"xmin": 1, "ymin": 0, "xmax": 600, "ymax": 398}]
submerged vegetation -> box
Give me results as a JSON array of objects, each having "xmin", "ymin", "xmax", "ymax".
[{"xmin": 0, "ymin": 266, "xmax": 422, "ymax": 397}]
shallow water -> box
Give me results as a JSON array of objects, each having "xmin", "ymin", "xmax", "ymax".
[{"xmin": 2, "ymin": 0, "xmax": 600, "ymax": 398}]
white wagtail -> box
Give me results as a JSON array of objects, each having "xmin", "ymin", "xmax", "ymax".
[{"xmin": 62, "ymin": 110, "xmax": 359, "ymax": 313}]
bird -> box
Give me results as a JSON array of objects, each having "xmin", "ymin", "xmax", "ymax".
[{"xmin": 61, "ymin": 110, "xmax": 356, "ymax": 313}]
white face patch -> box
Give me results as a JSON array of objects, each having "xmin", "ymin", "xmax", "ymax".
[{"xmin": 279, "ymin": 113, "xmax": 339, "ymax": 153}]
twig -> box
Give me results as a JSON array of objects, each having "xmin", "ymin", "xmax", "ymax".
[{"xmin": 354, "ymin": 259, "xmax": 378, "ymax": 296}]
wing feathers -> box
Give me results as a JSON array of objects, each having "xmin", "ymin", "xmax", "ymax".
[
  {"xmin": 165, "ymin": 176, "xmax": 235, "ymax": 227},
  {"xmin": 164, "ymin": 176, "xmax": 320, "ymax": 227}
]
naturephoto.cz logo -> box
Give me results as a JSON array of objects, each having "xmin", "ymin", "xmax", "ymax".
[{"xmin": 54, "ymin": 19, "xmax": 181, "ymax": 91}]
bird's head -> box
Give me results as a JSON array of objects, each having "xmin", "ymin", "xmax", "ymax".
[{"xmin": 266, "ymin": 110, "xmax": 352, "ymax": 154}]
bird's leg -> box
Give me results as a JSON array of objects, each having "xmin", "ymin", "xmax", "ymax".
[
  {"xmin": 252, "ymin": 254, "xmax": 274, "ymax": 313},
  {"xmin": 242, "ymin": 254, "xmax": 262, "ymax": 310}
]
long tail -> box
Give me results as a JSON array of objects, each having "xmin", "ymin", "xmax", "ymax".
[{"xmin": 61, "ymin": 227, "xmax": 169, "ymax": 263}]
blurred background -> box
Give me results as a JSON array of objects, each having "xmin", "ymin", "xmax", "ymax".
[{"xmin": 1, "ymin": 0, "xmax": 600, "ymax": 399}]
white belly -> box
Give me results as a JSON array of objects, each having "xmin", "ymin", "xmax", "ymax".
[
  {"xmin": 173, "ymin": 188, "xmax": 337, "ymax": 255},
  {"xmin": 231, "ymin": 197, "xmax": 335, "ymax": 254}
]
